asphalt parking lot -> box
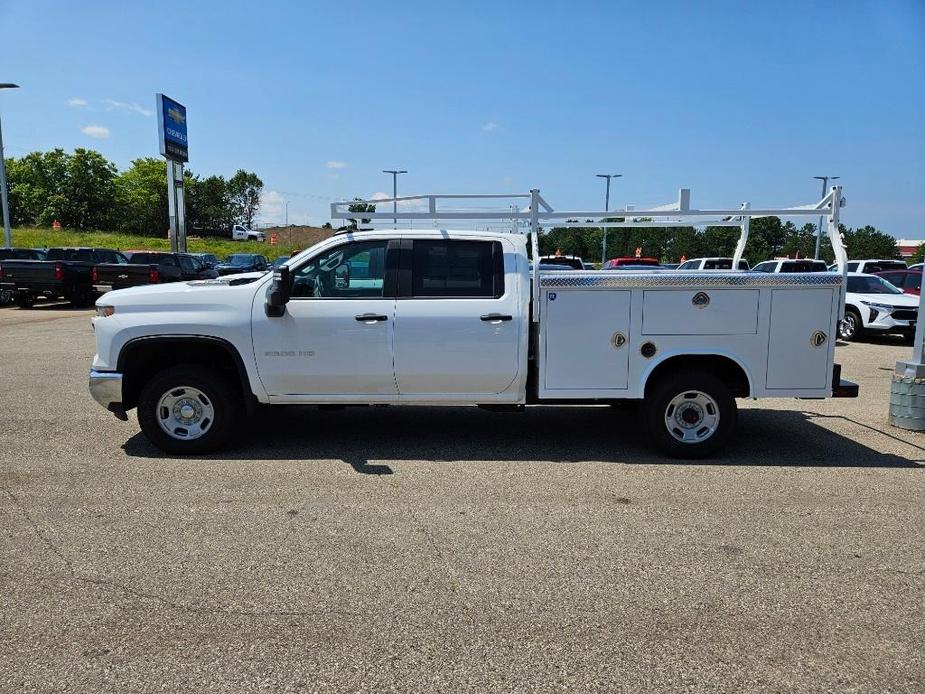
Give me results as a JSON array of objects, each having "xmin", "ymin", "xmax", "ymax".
[{"xmin": 1, "ymin": 304, "xmax": 923, "ymax": 693}]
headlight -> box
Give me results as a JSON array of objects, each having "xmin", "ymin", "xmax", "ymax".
[
  {"xmin": 96, "ymin": 305, "xmax": 115, "ymax": 318},
  {"xmin": 861, "ymin": 301, "xmax": 894, "ymax": 313}
]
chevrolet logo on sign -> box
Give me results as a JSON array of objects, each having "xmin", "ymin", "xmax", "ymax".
[{"xmin": 167, "ymin": 107, "xmax": 185, "ymax": 125}]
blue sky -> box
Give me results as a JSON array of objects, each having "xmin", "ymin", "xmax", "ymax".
[{"xmin": 1, "ymin": 0, "xmax": 923, "ymax": 235}]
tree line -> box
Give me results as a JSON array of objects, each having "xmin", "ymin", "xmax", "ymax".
[
  {"xmin": 538, "ymin": 217, "xmax": 901, "ymax": 266},
  {"xmin": 4, "ymin": 148, "xmax": 264, "ymax": 236}
]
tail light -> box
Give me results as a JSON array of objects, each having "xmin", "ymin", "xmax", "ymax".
[
  {"xmin": 0, "ymin": 264, "xmax": 4, "ymax": 279},
  {"xmin": 149, "ymin": 266, "xmax": 160, "ymax": 283},
  {"xmin": 54, "ymin": 262, "xmax": 64, "ymax": 281},
  {"xmin": 91, "ymin": 267, "xmax": 98, "ymax": 283}
]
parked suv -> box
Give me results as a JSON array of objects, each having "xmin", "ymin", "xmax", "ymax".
[
  {"xmin": 752, "ymin": 259, "xmax": 829, "ymax": 273},
  {"xmin": 215, "ymin": 254, "xmax": 269, "ymax": 275},
  {"xmin": 827, "ymin": 259, "xmax": 907, "ymax": 274},
  {"xmin": 839, "ymin": 273, "xmax": 918, "ymax": 341}
]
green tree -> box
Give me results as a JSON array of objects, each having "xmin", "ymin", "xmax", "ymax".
[
  {"xmin": 114, "ymin": 158, "xmax": 169, "ymax": 236},
  {"xmin": 61, "ymin": 148, "xmax": 117, "ymax": 229},
  {"xmin": 910, "ymin": 243, "xmax": 925, "ymax": 264},
  {"xmin": 227, "ymin": 170, "xmax": 263, "ymax": 228},
  {"xmin": 842, "ymin": 224, "xmax": 899, "ymax": 260},
  {"xmin": 186, "ymin": 174, "xmax": 229, "ymax": 232},
  {"xmin": 5, "ymin": 149, "xmax": 70, "ymax": 226},
  {"xmin": 346, "ymin": 198, "xmax": 375, "ymax": 227}
]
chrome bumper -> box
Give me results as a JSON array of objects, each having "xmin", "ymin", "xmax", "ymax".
[{"xmin": 89, "ymin": 370, "xmax": 128, "ymax": 420}]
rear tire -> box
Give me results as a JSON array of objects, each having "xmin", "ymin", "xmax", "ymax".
[
  {"xmin": 642, "ymin": 370, "xmax": 737, "ymax": 459},
  {"xmin": 137, "ymin": 365, "xmax": 242, "ymax": 454},
  {"xmin": 68, "ymin": 289, "xmax": 95, "ymax": 308},
  {"xmin": 14, "ymin": 292, "xmax": 34, "ymax": 309},
  {"xmin": 838, "ymin": 307, "xmax": 862, "ymax": 341}
]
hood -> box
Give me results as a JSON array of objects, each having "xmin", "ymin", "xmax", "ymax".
[
  {"xmin": 849, "ymin": 291, "xmax": 919, "ymax": 307},
  {"xmin": 96, "ymin": 273, "xmax": 269, "ymax": 308}
]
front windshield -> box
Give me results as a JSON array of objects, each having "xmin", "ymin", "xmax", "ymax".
[
  {"xmin": 227, "ymin": 254, "xmax": 255, "ymax": 265},
  {"xmin": 847, "ymin": 276, "xmax": 903, "ymax": 295}
]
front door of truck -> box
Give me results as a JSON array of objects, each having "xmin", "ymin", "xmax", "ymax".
[
  {"xmin": 252, "ymin": 239, "xmax": 399, "ymax": 399},
  {"xmin": 392, "ymin": 238, "xmax": 522, "ymax": 397}
]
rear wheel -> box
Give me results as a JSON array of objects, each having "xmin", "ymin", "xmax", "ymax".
[
  {"xmin": 643, "ymin": 370, "xmax": 737, "ymax": 459},
  {"xmin": 14, "ymin": 292, "xmax": 34, "ymax": 309},
  {"xmin": 838, "ymin": 307, "xmax": 862, "ymax": 341},
  {"xmin": 137, "ymin": 365, "xmax": 242, "ymax": 454}
]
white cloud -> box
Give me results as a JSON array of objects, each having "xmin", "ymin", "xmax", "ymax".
[
  {"xmin": 104, "ymin": 98, "xmax": 153, "ymax": 117},
  {"xmin": 67, "ymin": 97, "xmax": 87, "ymax": 108},
  {"xmin": 325, "ymin": 160, "xmax": 348, "ymax": 169},
  {"xmin": 370, "ymin": 191, "xmax": 427, "ymax": 211},
  {"xmin": 80, "ymin": 125, "xmax": 110, "ymax": 139},
  {"xmin": 482, "ymin": 121, "xmax": 500, "ymax": 132},
  {"xmin": 259, "ymin": 190, "xmax": 286, "ymax": 222}
]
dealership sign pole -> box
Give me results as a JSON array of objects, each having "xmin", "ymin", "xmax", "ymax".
[{"xmin": 156, "ymin": 94, "xmax": 188, "ymax": 253}]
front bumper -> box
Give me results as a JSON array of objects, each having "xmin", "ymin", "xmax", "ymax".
[{"xmin": 89, "ymin": 370, "xmax": 128, "ymax": 420}]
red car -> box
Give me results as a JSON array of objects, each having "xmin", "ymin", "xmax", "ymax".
[
  {"xmin": 876, "ymin": 269, "xmax": 922, "ymax": 296},
  {"xmin": 601, "ymin": 257, "xmax": 661, "ymax": 269}
]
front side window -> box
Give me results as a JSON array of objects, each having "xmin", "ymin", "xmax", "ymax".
[
  {"xmin": 290, "ymin": 241, "xmax": 387, "ymax": 299},
  {"xmin": 412, "ymin": 240, "xmax": 503, "ymax": 298},
  {"xmin": 752, "ymin": 262, "xmax": 774, "ymax": 273},
  {"xmin": 179, "ymin": 255, "xmax": 201, "ymax": 273},
  {"xmin": 677, "ymin": 260, "xmax": 696, "ymax": 270}
]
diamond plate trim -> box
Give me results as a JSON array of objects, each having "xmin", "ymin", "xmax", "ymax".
[{"xmin": 539, "ymin": 272, "xmax": 843, "ymax": 289}]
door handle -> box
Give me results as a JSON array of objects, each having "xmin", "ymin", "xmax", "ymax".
[
  {"xmin": 480, "ymin": 313, "xmax": 513, "ymax": 322},
  {"xmin": 355, "ymin": 313, "xmax": 388, "ymax": 322}
]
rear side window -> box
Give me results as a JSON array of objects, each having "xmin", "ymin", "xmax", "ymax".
[
  {"xmin": 411, "ymin": 240, "xmax": 503, "ymax": 298},
  {"xmin": 94, "ymin": 251, "xmax": 127, "ymax": 264}
]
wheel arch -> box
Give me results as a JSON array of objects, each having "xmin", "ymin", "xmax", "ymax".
[
  {"xmin": 642, "ymin": 352, "xmax": 753, "ymax": 398},
  {"xmin": 117, "ymin": 336, "xmax": 257, "ymax": 412}
]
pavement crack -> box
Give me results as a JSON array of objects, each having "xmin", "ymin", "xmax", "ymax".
[{"xmin": 0, "ymin": 484, "xmax": 367, "ymax": 622}]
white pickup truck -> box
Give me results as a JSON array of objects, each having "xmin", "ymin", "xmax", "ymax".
[{"xmin": 89, "ymin": 187, "xmax": 857, "ymax": 458}]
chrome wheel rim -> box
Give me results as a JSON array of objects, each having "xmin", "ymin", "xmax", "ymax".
[
  {"xmin": 664, "ymin": 390, "xmax": 720, "ymax": 444},
  {"xmin": 839, "ymin": 314, "xmax": 857, "ymax": 339},
  {"xmin": 156, "ymin": 386, "xmax": 215, "ymax": 441}
]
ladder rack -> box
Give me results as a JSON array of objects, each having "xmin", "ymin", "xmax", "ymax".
[{"xmin": 331, "ymin": 186, "xmax": 848, "ymax": 321}]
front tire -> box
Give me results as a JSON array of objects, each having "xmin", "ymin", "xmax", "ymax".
[
  {"xmin": 14, "ymin": 292, "xmax": 34, "ymax": 309},
  {"xmin": 838, "ymin": 307, "xmax": 862, "ymax": 341},
  {"xmin": 642, "ymin": 370, "xmax": 737, "ymax": 459},
  {"xmin": 137, "ymin": 365, "xmax": 242, "ymax": 454}
]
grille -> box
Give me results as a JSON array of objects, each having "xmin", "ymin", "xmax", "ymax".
[{"xmin": 893, "ymin": 309, "xmax": 918, "ymax": 321}]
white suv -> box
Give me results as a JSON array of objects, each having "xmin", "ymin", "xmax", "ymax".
[
  {"xmin": 827, "ymin": 259, "xmax": 907, "ymax": 274},
  {"xmin": 677, "ymin": 257, "xmax": 750, "ymax": 271},
  {"xmin": 752, "ymin": 259, "xmax": 829, "ymax": 273},
  {"xmin": 839, "ymin": 273, "xmax": 918, "ymax": 341}
]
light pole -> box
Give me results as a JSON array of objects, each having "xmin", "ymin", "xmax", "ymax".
[
  {"xmin": 0, "ymin": 83, "xmax": 20, "ymax": 248},
  {"xmin": 596, "ymin": 173, "xmax": 622, "ymax": 263},
  {"xmin": 813, "ymin": 175, "xmax": 839, "ymax": 260},
  {"xmin": 285, "ymin": 200, "xmax": 290, "ymax": 226},
  {"xmin": 383, "ymin": 169, "xmax": 407, "ymax": 228}
]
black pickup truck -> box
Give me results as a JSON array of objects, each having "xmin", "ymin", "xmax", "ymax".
[
  {"xmin": 0, "ymin": 248, "xmax": 47, "ymax": 305},
  {"xmin": 93, "ymin": 251, "xmax": 218, "ymax": 293},
  {"xmin": 0, "ymin": 247, "xmax": 126, "ymax": 307}
]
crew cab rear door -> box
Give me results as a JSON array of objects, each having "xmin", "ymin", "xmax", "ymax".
[
  {"xmin": 392, "ymin": 237, "xmax": 521, "ymax": 398},
  {"xmin": 251, "ymin": 238, "xmax": 399, "ymax": 400}
]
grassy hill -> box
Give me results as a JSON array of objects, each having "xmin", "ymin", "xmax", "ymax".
[{"xmin": 10, "ymin": 227, "xmax": 334, "ymax": 260}]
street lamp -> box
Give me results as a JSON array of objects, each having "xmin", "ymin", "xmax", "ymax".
[
  {"xmin": 0, "ymin": 83, "xmax": 20, "ymax": 249},
  {"xmin": 285, "ymin": 200, "xmax": 290, "ymax": 226},
  {"xmin": 596, "ymin": 173, "xmax": 622, "ymax": 263},
  {"xmin": 813, "ymin": 175, "xmax": 839, "ymax": 260},
  {"xmin": 382, "ymin": 169, "xmax": 407, "ymax": 228}
]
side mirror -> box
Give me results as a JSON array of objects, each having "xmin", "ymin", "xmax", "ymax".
[{"xmin": 265, "ymin": 266, "xmax": 290, "ymax": 317}]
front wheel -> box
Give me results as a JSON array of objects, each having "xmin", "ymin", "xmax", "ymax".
[
  {"xmin": 137, "ymin": 365, "xmax": 242, "ymax": 454},
  {"xmin": 642, "ymin": 370, "xmax": 737, "ymax": 459},
  {"xmin": 838, "ymin": 308, "xmax": 862, "ymax": 341}
]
